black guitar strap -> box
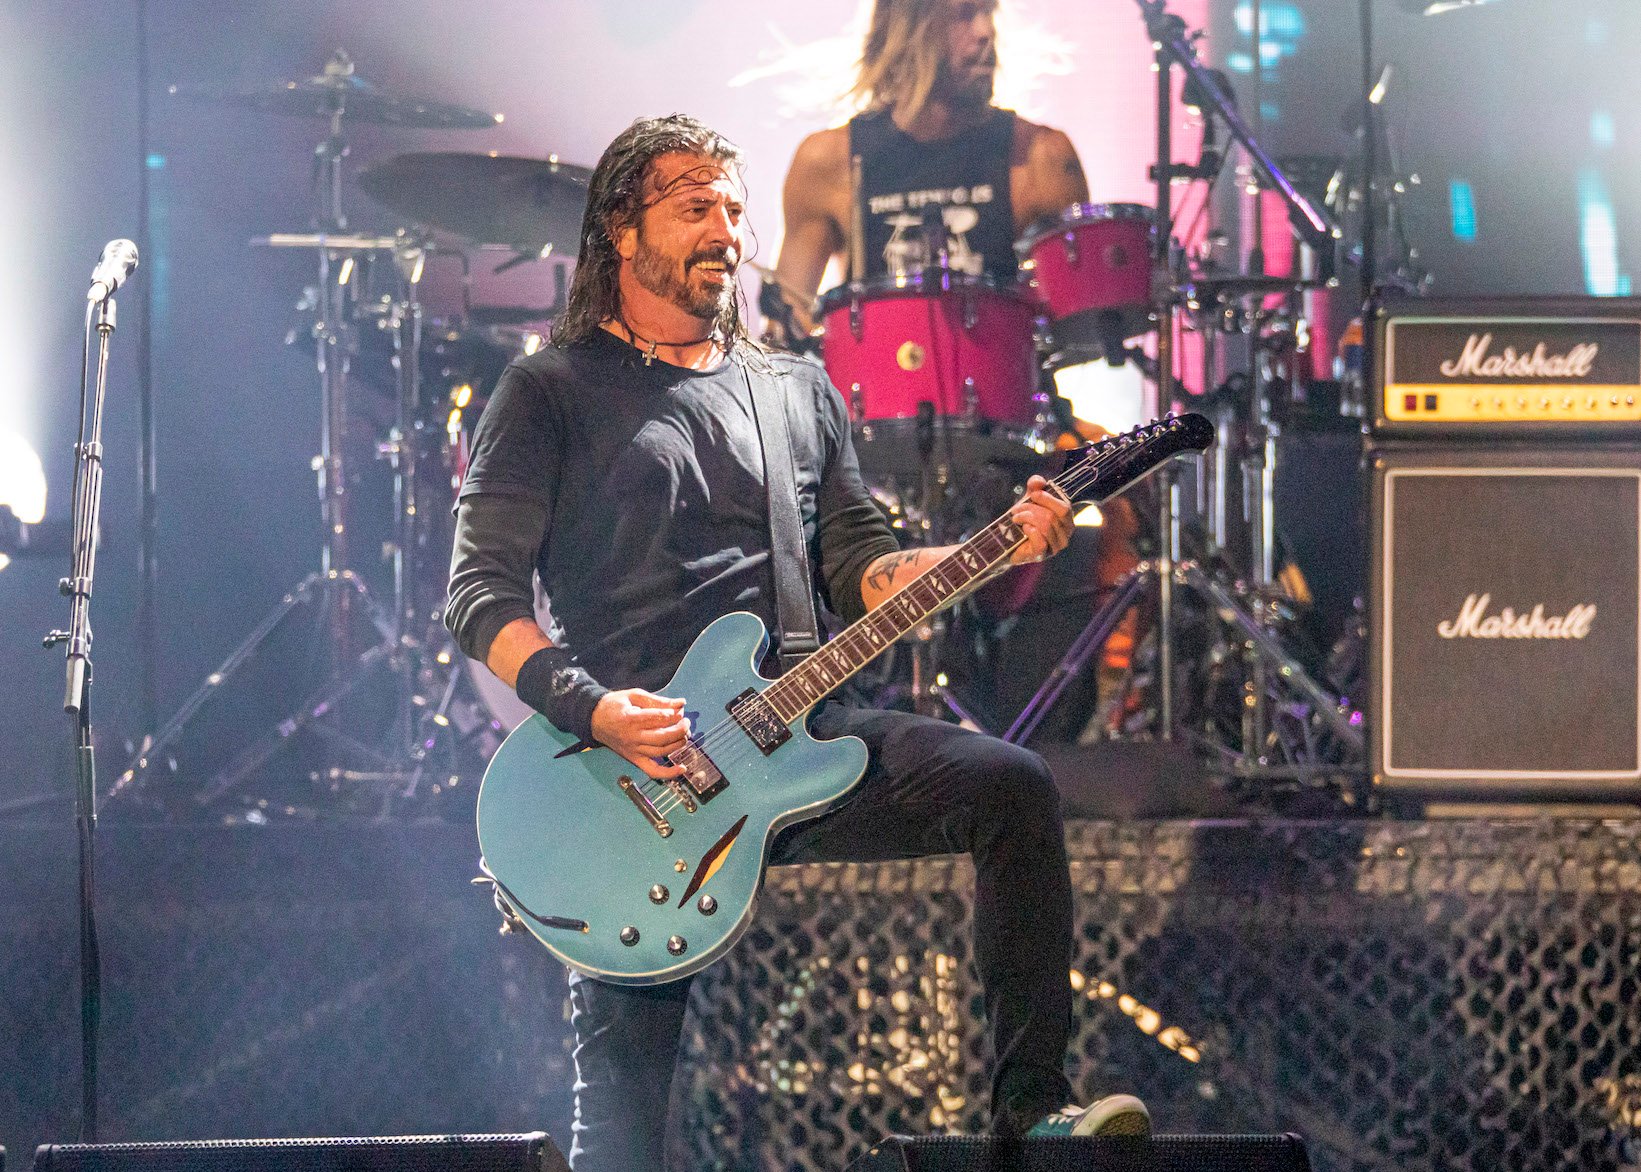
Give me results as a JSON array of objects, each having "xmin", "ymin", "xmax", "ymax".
[{"xmin": 743, "ymin": 358, "xmax": 822, "ymax": 674}]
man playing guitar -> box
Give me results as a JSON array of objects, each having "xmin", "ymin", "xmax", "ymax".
[{"xmin": 445, "ymin": 112, "xmax": 1151, "ymax": 1170}]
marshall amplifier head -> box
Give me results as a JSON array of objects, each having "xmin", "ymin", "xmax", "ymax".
[
  {"xmin": 1373, "ymin": 296, "xmax": 1641, "ymax": 437},
  {"xmin": 1370, "ymin": 444, "xmax": 1641, "ymax": 797}
]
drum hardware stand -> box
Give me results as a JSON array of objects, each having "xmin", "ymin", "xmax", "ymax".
[
  {"xmin": 116, "ymin": 57, "xmax": 455, "ymax": 810},
  {"xmin": 1102, "ymin": 1, "xmax": 1363, "ymax": 773}
]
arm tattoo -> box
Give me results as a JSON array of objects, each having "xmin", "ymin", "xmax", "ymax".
[{"xmin": 865, "ymin": 550, "xmax": 923, "ymax": 593}]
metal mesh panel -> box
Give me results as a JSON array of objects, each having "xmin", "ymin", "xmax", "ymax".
[
  {"xmin": 5, "ymin": 820, "xmax": 1640, "ymax": 1172},
  {"xmin": 674, "ymin": 821, "xmax": 1641, "ymax": 1172}
]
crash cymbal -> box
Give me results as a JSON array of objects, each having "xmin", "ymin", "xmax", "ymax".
[
  {"xmin": 169, "ymin": 51, "xmax": 502, "ymax": 130},
  {"xmin": 1185, "ymin": 273, "xmax": 1322, "ymax": 300},
  {"xmin": 356, "ymin": 152, "xmax": 592, "ymax": 258}
]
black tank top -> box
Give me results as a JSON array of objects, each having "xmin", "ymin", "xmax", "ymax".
[{"xmin": 847, "ymin": 107, "xmax": 1017, "ymax": 283}]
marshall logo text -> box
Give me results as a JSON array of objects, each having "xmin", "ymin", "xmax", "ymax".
[
  {"xmin": 1437, "ymin": 593, "xmax": 1597, "ymax": 640},
  {"xmin": 1386, "ymin": 315, "xmax": 1641, "ymax": 390},
  {"xmin": 1438, "ymin": 333, "xmax": 1599, "ymax": 380}
]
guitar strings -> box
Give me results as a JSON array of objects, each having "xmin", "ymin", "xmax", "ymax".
[
  {"xmin": 641, "ymin": 420, "xmax": 1178, "ymax": 815},
  {"xmin": 643, "ymin": 424, "xmax": 1159, "ymax": 814}
]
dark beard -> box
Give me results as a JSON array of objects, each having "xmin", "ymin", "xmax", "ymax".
[
  {"xmin": 632, "ymin": 233, "xmax": 735, "ymax": 323},
  {"xmin": 934, "ymin": 60, "xmax": 995, "ymax": 112}
]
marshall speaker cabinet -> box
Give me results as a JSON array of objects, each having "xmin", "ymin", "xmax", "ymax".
[{"xmin": 1369, "ymin": 297, "xmax": 1641, "ymax": 798}]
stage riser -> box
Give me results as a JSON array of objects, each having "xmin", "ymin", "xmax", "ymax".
[{"xmin": 4, "ymin": 821, "xmax": 1639, "ymax": 1171}]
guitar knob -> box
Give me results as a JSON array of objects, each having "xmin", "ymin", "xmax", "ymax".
[
  {"xmin": 697, "ymin": 895, "xmax": 717, "ymax": 916},
  {"xmin": 649, "ymin": 884, "xmax": 669, "ymax": 904},
  {"xmin": 667, "ymin": 935, "xmax": 687, "ymax": 956},
  {"xmin": 620, "ymin": 926, "xmax": 640, "ymax": 947}
]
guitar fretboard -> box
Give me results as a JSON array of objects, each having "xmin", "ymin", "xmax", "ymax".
[
  {"xmin": 745, "ymin": 413, "xmax": 1210, "ymax": 730},
  {"xmin": 761, "ymin": 513, "xmax": 1026, "ymax": 723}
]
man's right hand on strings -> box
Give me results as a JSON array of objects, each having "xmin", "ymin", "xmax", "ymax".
[{"xmin": 591, "ymin": 690, "xmax": 691, "ymax": 780}]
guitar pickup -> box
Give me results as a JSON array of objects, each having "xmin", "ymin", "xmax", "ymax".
[
  {"xmin": 674, "ymin": 742, "xmax": 727, "ymax": 803},
  {"xmin": 727, "ymin": 688, "xmax": 791, "ymax": 756}
]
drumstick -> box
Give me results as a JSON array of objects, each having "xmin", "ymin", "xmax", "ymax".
[
  {"xmin": 741, "ymin": 260, "xmax": 816, "ymax": 307},
  {"xmin": 849, "ymin": 153, "xmax": 865, "ymax": 284},
  {"xmin": 745, "ymin": 262, "xmax": 820, "ymax": 334}
]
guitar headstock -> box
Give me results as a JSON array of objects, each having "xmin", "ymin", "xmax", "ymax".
[{"xmin": 1056, "ymin": 413, "xmax": 1216, "ymax": 506}]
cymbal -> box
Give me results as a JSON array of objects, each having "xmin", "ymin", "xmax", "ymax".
[
  {"xmin": 169, "ymin": 54, "xmax": 502, "ymax": 130},
  {"xmin": 1185, "ymin": 274, "xmax": 1322, "ymax": 300},
  {"xmin": 356, "ymin": 152, "xmax": 592, "ymax": 258}
]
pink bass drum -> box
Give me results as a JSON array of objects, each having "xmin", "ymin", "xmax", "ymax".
[
  {"xmin": 817, "ymin": 272, "xmax": 1045, "ymax": 475},
  {"xmin": 1016, "ymin": 203, "xmax": 1154, "ymax": 358}
]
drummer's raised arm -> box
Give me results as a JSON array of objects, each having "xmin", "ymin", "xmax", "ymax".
[
  {"xmin": 1013, "ymin": 121, "xmax": 1091, "ymax": 230},
  {"xmin": 773, "ymin": 127, "xmax": 850, "ymax": 333}
]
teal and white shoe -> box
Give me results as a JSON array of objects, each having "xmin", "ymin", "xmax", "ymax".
[{"xmin": 1026, "ymin": 1093, "xmax": 1152, "ymax": 1138}]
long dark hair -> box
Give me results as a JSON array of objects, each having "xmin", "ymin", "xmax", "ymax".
[{"xmin": 553, "ymin": 114, "xmax": 754, "ymax": 352}]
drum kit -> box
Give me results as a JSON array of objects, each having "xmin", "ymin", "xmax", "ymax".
[
  {"xmin": 794, "ymin": 195, "xmax": 1364, "ymax": 776},
  {"xmin": 790, "ymin": 1, "xmax": 1426, "ymax": 796},
  {"xmin": 119, "ymin": 0, "xmax": 1424, "ymax": 816},
  {"xmin": 115, "ymin": 51, "xmax": 585, "ymax": 815}
]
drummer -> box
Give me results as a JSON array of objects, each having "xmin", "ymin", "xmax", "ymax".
[
  {"xmin": 771, "ymin": 0, "xmax": 1088, "ymax": 316},
  {"xmin": 770, "ymin": 0, "xmax": 1142, "ymax": 731}
]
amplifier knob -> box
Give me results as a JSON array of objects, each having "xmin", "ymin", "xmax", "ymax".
[
  {"xmin": 620, "ymin": 926, "xmax": 640, "ymax": 946},
  {"xmin": 667, "ymin": 935, "xmax": 687, "ymax": 955},
  {"xmin": 697, "ymin": 895, "xmax": 718, "ymax": 916},
  {"xmin": 649, "ymin": 884, "xmax": 669, "ymax": 904}
]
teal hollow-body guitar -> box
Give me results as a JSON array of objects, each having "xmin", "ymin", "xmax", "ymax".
[{"xmin": 475, "ymin": 412, "xmax": 1215, "ymax": 984}]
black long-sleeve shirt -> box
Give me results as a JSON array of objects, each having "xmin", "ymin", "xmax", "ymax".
[{"xmin": 444, "ymin": 331, "xmax": 899, "ymax": 693}]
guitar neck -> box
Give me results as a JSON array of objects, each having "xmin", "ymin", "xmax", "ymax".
[
  {"xmin": 757, "ymin": 412, "xmax": 1211, "ymax": 725},
  {"xmin": 762, "ymin": 512, "xmax": 1028, "ymax": 724}
]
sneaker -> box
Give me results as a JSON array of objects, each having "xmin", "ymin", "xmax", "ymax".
[{"xmin": 1025, "ymin": 1093, "xmax": 1152, "ymax": 1138}]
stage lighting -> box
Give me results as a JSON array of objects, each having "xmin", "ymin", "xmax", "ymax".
[
  {"xmin": 0, "ymin": 429, "xmax": 47, "ymax": 572},
  {"xmin": 1398, "ymin": 0, "xmax": 1507, "ymax": 14}
]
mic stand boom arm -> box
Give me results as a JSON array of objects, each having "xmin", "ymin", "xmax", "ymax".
[{"xmin": 1137, "ymin": 0, "xmax": 1341, "ymax": 261}]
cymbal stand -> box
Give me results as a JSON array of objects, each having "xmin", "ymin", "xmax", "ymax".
[
  {"xmin": 1034, "ymin": 3, "xmax": 1366, "ymax": 773},
  {"xmin": 116, "ymin": 53, "xmax": 433, "ymax": 810}
]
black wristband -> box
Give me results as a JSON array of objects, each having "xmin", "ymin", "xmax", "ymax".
[{"xmin": 514, "ymin": 647, "xmax": 609, "ymax": 745}]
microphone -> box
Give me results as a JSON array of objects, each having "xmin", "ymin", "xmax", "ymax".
[
  {"xmin": 87, "ymin": 239, "xmax": 139, "ymax": 301},
  {"xmin": 919, "ymin": 204, "xmax": 950, "ymax": 271}
]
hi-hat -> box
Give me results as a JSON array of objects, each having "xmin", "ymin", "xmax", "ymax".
[
  {"xmin": 169, "ymin": 52, "xmax": 502, "ymax": 130},
  {"xmin": 356, "ymin": 152, "xmax": 592, "ymax": 258},
  {"xmin": 1185, "ymin": 274, "xmax": 1322, "ymax": 301}
]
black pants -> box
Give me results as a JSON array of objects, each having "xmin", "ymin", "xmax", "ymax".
[{"xmin": 564, "ymin": 701, "xmax": 1075, "ymax": 1171}]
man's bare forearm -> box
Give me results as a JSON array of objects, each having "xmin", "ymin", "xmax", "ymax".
[
  {"xmin": 859, "ymin": 545, "xmax": 985, "ymax": 613},
  {"xmin": 485, "ymin": 616, "xmax": 556, "ymax": 688}
]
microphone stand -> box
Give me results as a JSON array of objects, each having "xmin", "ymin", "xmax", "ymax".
[{"xmin": 44, "ymin": 290, "xmax": 126, "ymax": 1141}]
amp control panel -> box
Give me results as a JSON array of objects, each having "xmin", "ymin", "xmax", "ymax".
[{"xmin": 1374, "ymin": 299, "xmax": 1641, "ymax": 436}]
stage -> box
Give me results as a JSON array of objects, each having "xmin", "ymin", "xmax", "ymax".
[{"xmin": 5, "ymin": 815, "xmax": 1637, "ymax": 1171}]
